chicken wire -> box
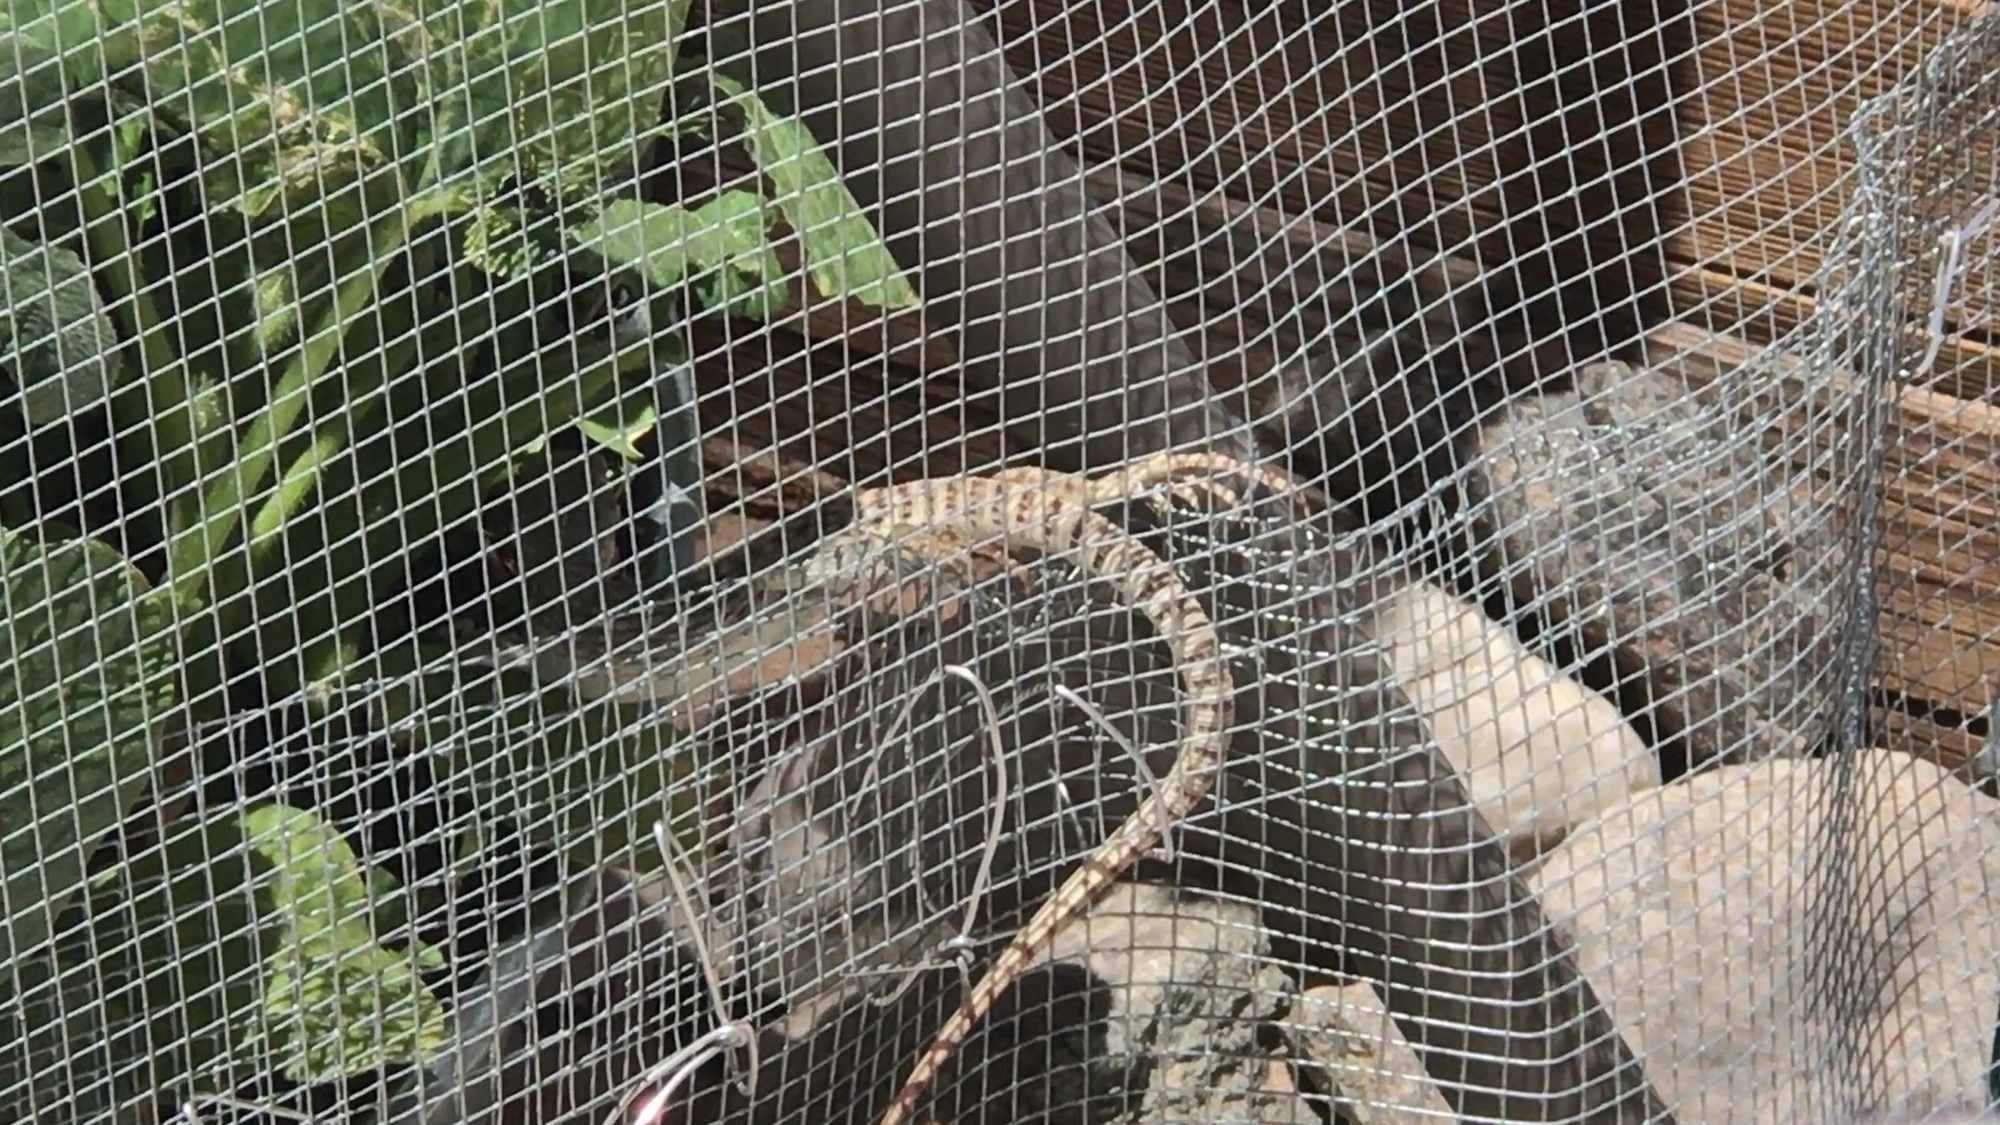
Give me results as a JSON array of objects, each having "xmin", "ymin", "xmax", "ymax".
[{"xmin": 0, "ymin": 0, "xmax": 1997, "ymax": 1124}]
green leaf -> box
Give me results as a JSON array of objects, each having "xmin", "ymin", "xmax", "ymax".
[
  {"xmin": 2, "ymin": 1, "xmax": 427, "ymax": 218},
  {"xmin": 567, "ymin": 192, "xmax": 791, "ymax": 322},
  {"xmin": 0, "ymin": 121, "xmax": 66, "ymax": 168},
  {"xmin": 708, "ymin": 72, "xmax": 921, "ymax": 311},
  {"xmin": 578, "ymin": 400, "xmax": 658, "ymax": 462},
  {"xmin": 463, "ymin": 204, "xmax": 555, "ymax": 280},
  {"xmin": 0, "ymin": 812, "xmax": 271, "ymax": 1120},
  {"xmin": 569, "ymin": 193, "xmax": 770, "ymax": 288},
  {"xmin": 0, "ymin": 528, "xmax": 177, "ymax": 966},
  {"xmin": 0, "ymin": 226, "xmax": 127, "ymax": 425},
  {"xmin": 240, "ymin": 804, "xmax": 395, "ymax": 946},
  {"xmin": 0, "ymin": 25, "xmax": 76, "ymax": 166},
  {"xmin": 252, "ymin": 943, "xmax": 447, "ymax": 1082},
  {"xmin": 238, "ymin": 803, "xmax": 448, "ymax": 1082},
  {"xmin": 694, "ymin": 256, "xmax": 789, "ymax": 322},
  {"xmin": 401, "ymin": 0, "xmax": 678, "ymax": 198}
]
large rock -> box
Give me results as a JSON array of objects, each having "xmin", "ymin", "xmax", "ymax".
[
  {"xmin": 1464, "ymin": 359, "xmax": 1850, "ymax": 767},
  {"xmin": 1046, "ymin": 884, "xmax": 1296, "ymax": 1125},
  {"xmin": 1284, "ymin": 982, "xmax": 1454, "ymax": 1123},
  {"xmin": 1367, "ymin": 579, "xmax": 1658, "ymax": 865},
  {"xmin": 1529, "ymin": 752, "xmax": 2000, "ymax": 1123},
  {"xmin": 763, "ymin": 881, "xmax": 1297, "ymax": 1125}
]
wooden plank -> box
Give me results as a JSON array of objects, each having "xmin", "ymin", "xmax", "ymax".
[
  {"xmin": 1875, "ymin": 704, "xmax": 1985, "ymax": 775},
  {"xmin": 1872, "ymin": 386, "xmax": 2000, "ymax": 729},
  {"xmin": 1672, "ymin": 0, "xmax": 1996, "ymax": 332},
  {"xmin": 1664, "ymin": 265, "xmax": 1999, "ymax": 402},
  {"xmin": 1588, "ymin": 323, "xmax": 2000, "ymax": 760}
]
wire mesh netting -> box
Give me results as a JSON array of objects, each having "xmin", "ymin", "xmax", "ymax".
[{"xmin": 1, "ymin": 0, "xmax": 1997, "ymax": 1121}]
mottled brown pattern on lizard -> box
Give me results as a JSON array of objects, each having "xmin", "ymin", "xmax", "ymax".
[
  {"xmin": 501, "ymin": 520, "xmax": 1028, "ymax": 730},
  {"xmin": 494, "ymin": 450, "xmax": 1270, "ymax": 1124},
  {"xmin": 541, "ymin": 454, "xmax": 1272, "ymax": 731},
  {"xmin": 872, "ymin": 452, "xmax": 1308, "ymax": 1125},
  {"xmin": 646, "ymin": 452, "xmax": 1258, "ymax": 1125}
]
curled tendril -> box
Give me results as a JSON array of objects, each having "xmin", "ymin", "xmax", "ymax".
[
  {"xmin": 602, "ymin": 820, "xmax": 763, "ymax": 1125},
  {"xmin": 1051, "ymin": 683, "xmax": 1175, "ymax": 862}
]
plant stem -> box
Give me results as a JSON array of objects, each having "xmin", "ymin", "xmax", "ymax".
[
  {"xmin": 167, "ymin": 209, "xmax": 414, "ymax": 606},
  {"xmin": 69, "ymin": 144, "xmax": 191, "ymax": 521},
  {"xmin": 283, "ymin": 356, "xmax": 625, "ymax": 700},
  {"xmin": 244, "ymin": 331, "xmax": 418, "ymax": 567}
]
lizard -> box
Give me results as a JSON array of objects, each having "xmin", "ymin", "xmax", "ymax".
[
  {"xmin": 457, "ymin": 447, "xmax": 1673, "ymax": 1123},
  {"xmin": 464, "ymin": 451, "xmax": 1295, "ymax": 734},
  {"xmin": 869, "ymin": 451, "xmax": 1315, "ymax": 1125},
  {"xmin": 469, "ymin": 448, "xmax": 1282, "ymax": 1120}
]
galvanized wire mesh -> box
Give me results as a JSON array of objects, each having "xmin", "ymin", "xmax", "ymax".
[{"xmin": 0, "ymin": 0, "xmax": 1996, "ymax": 1123}]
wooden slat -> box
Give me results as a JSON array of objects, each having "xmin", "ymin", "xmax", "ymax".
[
  {"xmin": 1672, "ymin": 0, "xmax": 1997, "ymax": 335},
  {"xmin": 1872, "ymin": 389, "xmax": 2000, "ymax": 742},
  {"xmin": 1638, "ymin": 322, "xmax": 1999, "ymax": 766},
  {"xmin": 1875, "ymin": 704, "xmax": 1985, "ymax": 775},
  {"xmin": 1664, "ymin": 265, "xmax": 2000, "ymax": 402}
]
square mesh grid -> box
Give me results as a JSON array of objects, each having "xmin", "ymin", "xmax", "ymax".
[{"xmin": 0, "ymin": 1, "xmax": 1995, "ymax": 1123}]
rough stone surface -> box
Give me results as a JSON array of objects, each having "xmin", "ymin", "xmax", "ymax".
[
  {"xmin": 766, "ymin": 881, "xmax": 1300, "ymax": 1125},
  {"xmin": 1464, "ymin": 359, "xmax": 1851, "ymax": 767},
  {"xmin": 1284, "ymin": 982, "xmax": 1453, "ymax": 1123},
  {"xmin": 1529, "ymin": 751, "xmax": 2000, "ymax": 1124},
  {"xmin": 1045, "ymin": 884, "xmax": 1298, "ymax": 1125}
]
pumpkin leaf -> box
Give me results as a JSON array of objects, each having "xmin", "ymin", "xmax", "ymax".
[
  {"xmin": 0, "ymin": 528, "xmax": 177, "ymax": 967},
  {"xmin": 238, "ymin": 803, "xmax": 448, "ymax": 1082},
  {"xmin": 0, "ymin": 226, "xmax": 127, "ymax": 425},
  {"xmin": 708, "ymin": 72, "xmax": 920, "ymax": 311}
]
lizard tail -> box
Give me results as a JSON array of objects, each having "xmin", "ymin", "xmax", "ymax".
[
  {"xmin": 869, "ymin": 467, "xmax": 1236, "ymax": 1125},
  {"xmin": 876, "ymin": 816, "xmax": 1159, "ymax": 1125},
  {"xmin": 875, "ymin": 969, "xmax": 997, "ymax": 1125}
]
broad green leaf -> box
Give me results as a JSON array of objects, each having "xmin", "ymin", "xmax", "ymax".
[
  {"xmin": 0, "ymin": 528, "xmax": 177, "ymax": 967},
  {"xmin": 253, "ymin": 942, "xmax": 447, "ymax": 1082},
  {"xmin": 239, "ymin": 803, "xmax": 448, "ymax": 1082},
  {"xmin": 694, "ymin": 256, "xmax": 789, "ymax": 323},
  {"xmin": 463, "ymin": 204, "xmax": 557, "ymax": 280},
  {"xmin": 708, "ymin": 72, "xmax": 920, "ymax": 311},
  {"xmin": 398, "ymin": 0, "xmax": 677, "ymax": 197},
  {"xmin": 0, "ymin": 813, "xmax": 271, "ymax": 1120},
  {"xmin": 0, "ymin": 226, "xmax": 127, "ymax": 425},
  {"xmin": 5, "ymin": 0, "xmax": 424, "ymax": 217},
  {"xmin": 569, "ymin": 193, "xmax": 773, "ymax": 288},
  {"xmin": 0, "ymin": 121, "xmax": 67, "ymax": 168},
  {"xmin": 569, "ymin": 192, "xmax": 790, "ymax": 322},
  {"xmin": 0, "ymin": 2, "xmax": 135, "ymax": 178},
  {"xmin": 240, "ymin": 804, "xmax": 401, "ymax": 947},
  {"xmin": 0, "ymin": 1, "xmax": 145, "ymax": 83}
]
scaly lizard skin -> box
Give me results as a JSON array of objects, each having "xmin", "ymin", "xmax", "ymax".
[
  {"xmin": 874, "ymin": 452, "xmax": 1309, "ymax": 1125},
  {"xmin": 505, "ymin": 454, "xmax": 1279, "ymax": 736}
]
